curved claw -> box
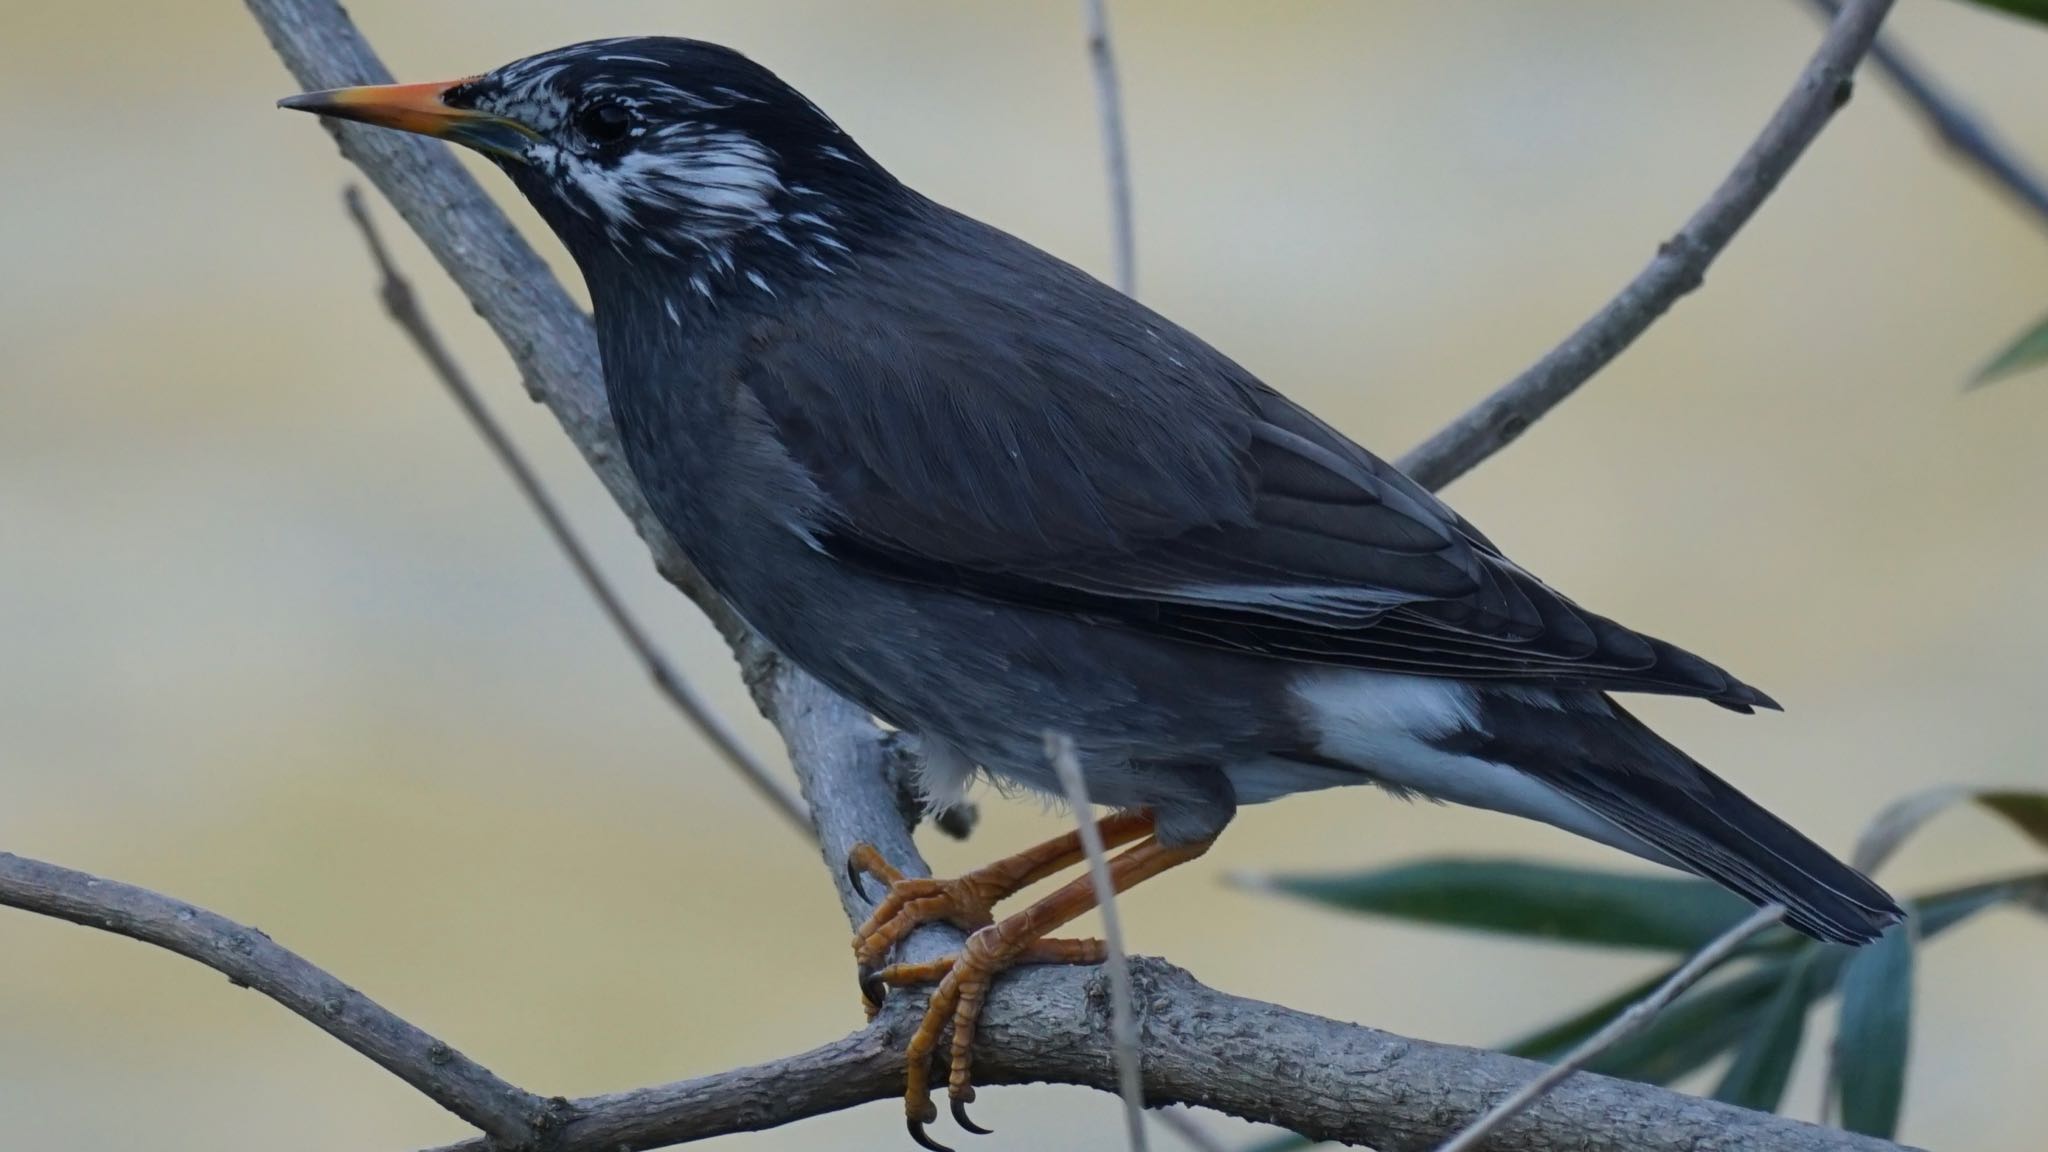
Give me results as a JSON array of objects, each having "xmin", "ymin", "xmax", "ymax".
[
  {"xmin": 858, "ymin": 963, "xmax": 887, "ymax": 1009},
  {"xmin": 950, "ymin": 1096, "xmax": 993, "ymax": 1136},
  {"xmin": 846, "ymin": 854, "xmax": 875, "ymax": 902},
  {"xmin": 908, "ymin": 1115, "xmax": 955, "ymax": 1152}
]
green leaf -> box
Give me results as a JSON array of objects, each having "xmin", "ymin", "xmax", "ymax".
[
  {"xmin": 1503, "ymin": 943, "xmax": 1818, "ymax": 1084},
  {"xmin": 1953, "ymin": 0, "xmax": 2048, "ymax": 29},
  {"xmin": 1714, "ymin": 948, "xmax": 1822, "ymax": 1111},
  {"xmin": 1849, "ymin": 786, "xmax": 2048, "ymax": 873},
  {"xmin": 1835, "ymin": 919, "xmax": 1916, "ymax": 1138},
  {"xmin": 1976, "ymin": 791, "xmax": 2048, "ymax": 851},
  {"xmin": 1245, "ymin": 859, "xmax": 1752, "ymax": 950},
  {"xmin": 1503, "ymin": 968, "xmax": 1676, "ymax": 1062},
  {"xmin": 1582, "ymin": 963, "xmax": 1791, "ymax": 1085},
  {"xmin": 1498, "ymin": 873, "xmax": 2035, "ymax": 1106},
  {"xmin": 1972, "ymin": 310, "xmax": 2048, "ymax": 386},
  {"xmin": 1918, "ymin": 871, "xmax": 2048, "ymax": 937}
]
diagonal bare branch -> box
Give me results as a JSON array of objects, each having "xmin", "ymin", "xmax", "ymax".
[
  {"xmin": 1433, "ymin": 903, "xmax": 1788, "ymax": 1152},
  {"xmin": 1803, "ymin": 0, "xmax": 2048, "ymax": 229},
  {"xmin": 0, "ymin": 852, "xmax": 556, "ymax": 1148},
  {"xmin": 1398, "ymin": 0, "xmax": 1897, "ymax": 491},
  {"xmin": 1084, "ymin": 0, "xmax": 1137, "ymax": 296},
  {"xmin": 1048, "ymin": 732, "xmax": 1148, "ymax": 1152},
  {"xmin": 338, "ymin": 185, "xmax": 810, "ymax": 838}
]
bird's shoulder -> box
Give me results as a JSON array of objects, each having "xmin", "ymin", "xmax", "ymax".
[{"xmin": 740, "ymin": 206, "xmax": 1280, "ymax": 562}]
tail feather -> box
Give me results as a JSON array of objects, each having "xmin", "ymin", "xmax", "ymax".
[{"xmin": 1459, "ymin": 690, "xmax": 1902, "ymax": 945}]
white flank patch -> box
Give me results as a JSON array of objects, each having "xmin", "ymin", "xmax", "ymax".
[
  {"xmin": 914, "ymin": 736, "xmax": 979, "ymax": 812},
  {"xmin": 1288, "ymin": 669, "xmax": 1674, "ymax": 865}
]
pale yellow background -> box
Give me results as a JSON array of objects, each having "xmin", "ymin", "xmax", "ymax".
[{"xmin": 3, "ymin": 2, "xmax": 2045, "ymax": 1149}]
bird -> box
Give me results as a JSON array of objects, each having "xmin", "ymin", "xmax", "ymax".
[{"xmin": 282, "ymin": 37, "xmax": 1902, "ymax": 1149}]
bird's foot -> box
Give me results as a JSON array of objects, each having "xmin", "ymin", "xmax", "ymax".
[
  {"xmin": 847, "ymin": 844, "xmax": 1013, "ymax": 1003},
  {"xmin": 869, "ymin": 927, "xmax": 1106, "ymax": 1151},
  {"xmin": 842, "ymin": 816, "xmax": 1174, "ymax": 1147}
]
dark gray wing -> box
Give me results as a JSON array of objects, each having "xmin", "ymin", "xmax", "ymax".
[{"xmin": 743, "ymin": 212, "xmax": 1772, "ymax": 710}]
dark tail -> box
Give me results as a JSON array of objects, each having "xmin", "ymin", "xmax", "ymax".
[{"xmin": 1468, "ymin": 691, "xmax": 1904, "ymax": 945}]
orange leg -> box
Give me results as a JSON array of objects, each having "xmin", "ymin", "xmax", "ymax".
[
  {"xmin": 867, "ymin": 832, "xmax": 1215, "ymax": 1151},
  {"xmin": 847, "ymin": 809, "xmax": 1155, "ymax": 973}
]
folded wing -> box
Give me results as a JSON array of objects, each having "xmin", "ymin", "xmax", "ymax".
[{"xmin": 742, "ymin": 212, "xmax": 1772, "ymax": 710}]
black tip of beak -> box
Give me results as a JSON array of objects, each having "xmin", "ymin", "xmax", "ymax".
[{"xmin": 272, "ymin": 79, "xmax": 533, "ymax": 162}]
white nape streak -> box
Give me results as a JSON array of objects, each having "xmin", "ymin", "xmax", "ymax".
[{"xmin": 1285, "ymin": 669, "xmax": 1676, "ymax": 865}]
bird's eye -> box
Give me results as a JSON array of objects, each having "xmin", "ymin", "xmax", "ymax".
[{"xmin": 576, "ymin": 102, "xmax": 635, "ymax": 146}]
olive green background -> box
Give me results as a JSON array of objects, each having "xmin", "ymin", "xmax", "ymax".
[{"xmin": 2, "ymin": 2, "xmax": 2044, "ymax": 1149}]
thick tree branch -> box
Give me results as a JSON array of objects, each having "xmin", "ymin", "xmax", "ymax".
[
  {"xmin": 413, "ymin": 959, "xmax": 1908, "ymax": 1152},
  {"xmin": 241, "ymin": 1, "xmax": 921, "ymax": 909},
  {"xmin": 0, "ymin": 848, "xmax": 1912, "ymax": 1152},
  {"xmin": 1397, "ymin": 0, "xmax": 1895, "ymax": 490},
  {"xmin": 0, "ymin": 853, "xmax": 558, "ymax": 1148},
  {"xmin": 338, "ymin": 185, "xmax": 810, "ymax": 838}
]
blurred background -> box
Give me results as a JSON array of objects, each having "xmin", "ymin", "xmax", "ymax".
[{"xmin": 2, "ymin": 1, "xmax": 2045, "ymax": 1149}]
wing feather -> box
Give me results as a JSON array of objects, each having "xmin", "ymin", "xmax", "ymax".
[{"xmin": 740, "ymin": 209, "xmax": 1773, "ymax": 709}]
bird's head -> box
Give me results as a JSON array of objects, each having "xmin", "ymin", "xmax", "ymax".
[{"xmin": 282, "ymin": 37, "xmax": 903, "ymax": 291}]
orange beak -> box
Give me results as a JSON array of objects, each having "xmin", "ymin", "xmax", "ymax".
[{"xmin": 278, "ymin": 78, "xmax": 538, "ymax": 161}]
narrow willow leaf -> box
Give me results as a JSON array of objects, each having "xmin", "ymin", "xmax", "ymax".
[
  {"xmin": 1851, "ymin": 785, "xmax": 2048, "ymax": 873},
  {"xmin": 1714, "ymin": 948, "xmax": 1822, "ymax": 1111},
  {"xmin": 1956, "ymin": 0, "xmax": 2048, "ymax": 30},
  {"xmin": 1582, "ymin": 963, "xmax": 1790, "ymax": 1085},
  {"xmin": 1975, "ymin": 791, "xmax": 2048, "ymax": 851},
  {"xmin": 1503, "ymin": 968, "xmax": 1676, "ymax": 1062},
  {"xmin": 1971, "ymin": 309, "xmax": 2048, "ymax": 386},
  {"xmin": 1501, "ymin": 874, "xmax": 2033, "ymax": 1099},
  {"xmin": 1244, "ymin": 859, "xmax": 1750, "ymax": 950},
  {"xmin": 1835, "ymin": 919, "xmax": 1916, "ymax": 1138},
  {"xmin": 1913, "ymin": 873, "xmax": 2044, "ymax": 938},
  {"xmin": 1851, "ymin": 786, "xmax": 1973, "ymax": 872}
]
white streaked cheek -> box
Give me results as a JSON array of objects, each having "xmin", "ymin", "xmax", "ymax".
[{"xmin": 567, "ymin": 160, "xmax": 637, "ymax": 225}]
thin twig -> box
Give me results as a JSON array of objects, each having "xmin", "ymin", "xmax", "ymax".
[
  {"xmin": 340, "ymin": 187, "xmax": 810, "ymax": 839},
  {"xmin": 1804, "ymin": 0, "xmax": 2048, "ymax": 229},
  {"xmin": 1047, "ymin": 732, "xmax": 1148, "ymax": 1152},
  {"xmin": 1085, "ymin": 0, "xmax": 1137, "ymax": 295},
  {"xmin": 1433, "ymin": 903, "xmax": 1788, "ymax": 1152},
  {"xmin": 1398, "ymin": 0, "xmax": 1897, "ymax": 491},
  {"xmin": 0, "ymin": 853, "xmax": 554, "ymax": 1147}
]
